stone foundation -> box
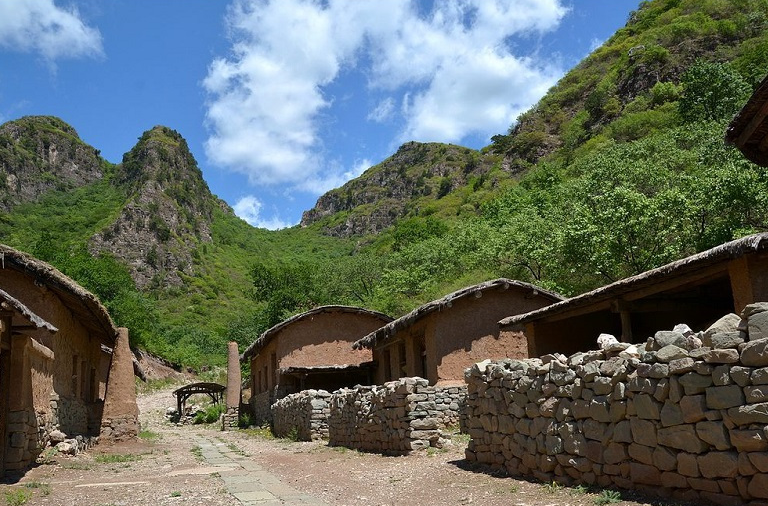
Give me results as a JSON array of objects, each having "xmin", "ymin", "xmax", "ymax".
[
  {"xmin": 221, "ymin": 407, "xmax": 239, "ymax": 431},
  {"xmin": 272, "ymin": 390, "xmax": 331, "ymax": 440},
  {"xmin": 465, "ymin": 303, "xmax": 768, "ymax": 505},
  {"xmin": 328, "ymin": 377, "xmax": 466, "ymax": 454}
]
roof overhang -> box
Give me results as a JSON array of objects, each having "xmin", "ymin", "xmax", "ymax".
[
  {"xmin": 726, "ymin": 73, "xmax": 768, "ymax": 166},
  {"xmin": 500, "ymin": 233, "xmax": 768, "ymax": 328}
]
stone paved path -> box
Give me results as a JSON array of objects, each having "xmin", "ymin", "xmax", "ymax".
[{"xmin": 194, "ymin": 435, "xmax": 328, "ymax": 506}]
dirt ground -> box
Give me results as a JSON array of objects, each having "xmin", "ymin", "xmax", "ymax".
[{"xmin": 0, "ymin": 385, "xmax": 675, "ymax": 506}]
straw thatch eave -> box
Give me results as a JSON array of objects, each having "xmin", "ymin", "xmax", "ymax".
[
  {"xmin": 353, "ymin": 279, "xmax": 563, "ymax": 350},
  {"xmin": 0, "ymin": 244, "xmax": 117, "ymax": 344},
  {"xmin": 500, "ymin": 233, "xmax": 768, "ymax": 328},
  {"xmin": 0, "ymin": 287, "xmax": 57, "ymax": 333},
  {"xmin": 240, "ymin": 305, "xmax": 393, "ymax": 362},
  {"xmin": 726, "ymin": 73, "xmax": 768, "ymax": 167}
]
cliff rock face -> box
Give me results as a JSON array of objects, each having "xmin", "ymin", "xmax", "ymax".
[
  {"xmin": 89, "ymin": 126, "xmax": 220, "ymax": 289},
  {"xmin": 0, "ymin": 116, "xmax": 105, "ymax": 210},
  {"xmin": 301, "ymin": 142, "xmax": 494, "ymax": 237}
]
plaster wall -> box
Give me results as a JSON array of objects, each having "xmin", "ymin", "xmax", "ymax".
[{"xmin": 276, "ymin": 312, "xmax": 380, "ymax": 369}]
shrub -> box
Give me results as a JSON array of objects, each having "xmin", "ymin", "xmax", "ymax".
[{"xmin": 193, "ymin": 403, "xmax": 225, "ymax": 424}]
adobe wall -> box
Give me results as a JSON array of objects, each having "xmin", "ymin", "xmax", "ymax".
[
  {"xmin": 433, "ymin": 289, "xmax": 552, "ymax": 382},
  {"xmin": 271, "ymin": 390, "xmax": 331, "ymax": 441},
  {"xmin": 0, "ymin": 269, "xmax": 105, "ymax": 437},
  {"xmin": 328, "ymin": 378, "xmax": 466, "ymax": 454},
  {"xmin": 465, "ymin": 303, "xmax": 768, "ymax": 505},
  {"xmin": 5, "ymin": 336, "xmax": 56, "ymax": 472},
  {"xmin": 276, "ymin": 312, "xmax": 380, "ymax": 369}
]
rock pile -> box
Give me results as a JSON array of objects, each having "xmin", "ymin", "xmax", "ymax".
[
  {"xmin": 465, "ymin": 302, "xmax": 768, "ymax": 505},
  {"xmin": 272, "ymin": 390, "xmax": 331, "ymax": 441},
  {"xmin": 328, "ymin": 377, "xmax": 466, "ymax": 454}
]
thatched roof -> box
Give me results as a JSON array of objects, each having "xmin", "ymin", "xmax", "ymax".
[
  {"xmin": 0, "ymin": 244, "xmax": 116, "ymax": 344},
  {"xmin": 0, "ymin": 287, "xmax": 57, "ymax": 333},
  {"xmin": 500, "ymin": 233, "xmax": 768, "ymax": 327},
  {"xmin": 726, "ymin": 73, "xmax": 768, "ymax": 166},
  {"xmin": 353, "ymin": 279, "xmax": 563, "ymax": 350},
  {"xmin": 240, "ymin": 305, "xmax": 393, "ymax": 362}
]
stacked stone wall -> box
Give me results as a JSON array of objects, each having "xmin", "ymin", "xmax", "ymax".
[
  {"xmin": 272, "ymin": 390, "xmax": 331, "ymax": 441},
  {"xmin": 465, "ymin": 303, "xmax": 768, "ymax": 505},
  {"xmin": 328, "ymin": 377, "xmax": 466, "ymax": 454}
]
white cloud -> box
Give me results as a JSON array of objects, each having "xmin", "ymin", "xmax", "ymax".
[
  {"xmin": 233, "ymin": 195, "xmax": 291, "ymax": 230},
  {"xmin": 204, "ymin": 0, "xmax": 567, "ymax": 193},
  {"xmin": 367, "ymin": 97, "xmax": 395, "ymax": 123},
  {"xmin": 0, "ymin": 0, "xmax": 103, "ymax": 62}
]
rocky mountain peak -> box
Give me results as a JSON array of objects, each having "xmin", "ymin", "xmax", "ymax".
[
  {"xmin": 0, "ymin": 116, "xmax": 105, "ymax": 210},
  {"xmin": 90, "ymin": 125, "xmax": 222, "ymax": 289}
]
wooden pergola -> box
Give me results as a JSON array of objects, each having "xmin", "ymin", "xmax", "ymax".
[{"xmin": 172, "ymin": 382, "xmax": 225, "ymax": 416}]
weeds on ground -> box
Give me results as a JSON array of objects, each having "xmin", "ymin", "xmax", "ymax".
[
  {"xmin": 139, "ymin": 429, "xmax": 160, "ymax": 441},
  {"xmin": 238, "ymin": 412, "xmax": 254, "ymax": 428},
  {"xmin": 572, "ymin": 484, "xmax": 590, "ymax": 495},
  {"xmin": 4, "ymin": 488, "xmax": 31, "ymax": 506},
  {"xmin": 36, "ymin": 447, "xmax": 58, "ymax": 465},
  {"xmin": 60, "ymin": 461, "xmax": 94, "ymax": 470},
  {"xmin": 22, "ymin": 482, "xmax": 50, "ymax": 496},
  {"xmin": 426, "ymin": 446, "xmax": 447, "ymax": 456},
  {"xmin": 94, "ymin": 453, "xmax": 141, "ymax": 464},
  {"xmin": 191, "ymin": 445, "xmax": 203, "ymax": 460},
  {"xmin": 594, "ymin": 489, "xmax": 622, "ymax": 505},
  {"xmin": 242, "ymin": 425, "xmax": 275, "ymax": 439},
  {"xmin": 170, "ymin": 491, "xmax": 182, "ymax": 497},
  {"xmin": 542, "ymin": 481, "xmax": 563, "ymax": 493},
  {"xmin": 494, "ymin": 484, "xmax": 519, "ymax": 494}
]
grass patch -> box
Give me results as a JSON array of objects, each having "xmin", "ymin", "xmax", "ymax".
[
  {"xmin": 139, "ymin": 429, "xmax": 160, "ymax": 441},
  {"xmin": 542, "ymin": 481, "xmax": 563, "ymax": 493},
  {"xmin": 191, "ymin": 445, "xmax": 203, "ymax": 460},
  {"xmin": 594, "ymin": 489, "xmax": 622, "ymax": 505},
  {"xmin": 4, "ymin": 488, "xmax": 31, "ymax": 506},
  {"xmin": 94, "ymin": 453, "xmax": 141, "ymax": 464},
  {"xmin": 22, "ymin": 482, "xmax": 50, "ymax": 496},
  {"xmin": 242, "ymin": 425, "xmax": 275, "ymax": 440},
  {"xmin": 193, "ymin": 403, "xmax": 225, "ymax": 424},
  {"xmin": 170, "ymin": 491, "xmax": 182, "ymax": 497}
]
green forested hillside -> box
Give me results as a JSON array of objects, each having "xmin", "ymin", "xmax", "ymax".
[{"xmin": 3, "ymin": 0, "xmax": 768, "ymax": 371}]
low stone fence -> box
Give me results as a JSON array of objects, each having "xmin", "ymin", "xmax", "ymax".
[
  {"xmin": 328, "ymin": 377, "xmax": 466, "ymax": 454},
  {"xmin": 465, "ymin": 303, "xmax": 768, "ymax": 505},
  {"xmin": 272, "ymin": 390, "xmax": 331, "ymax": 441}
]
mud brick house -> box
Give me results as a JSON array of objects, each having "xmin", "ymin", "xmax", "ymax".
[
  {"xmin": 727, "ymin": 73, "xmax": 768, "ymax": 166},
  {"xmin": 500, "ymin": 233, "xmax": 768, "ymax": 357},
  {"xmin": 353, "ymin": 279, "xmax": 562, "ymax": 386},
  {"xmin": 0, "ymin": 244, "xmax": 138, "ymax": 475},
  {"xmin": 241, "ymin": 305, "xmax": 392, "ymax": 422}
]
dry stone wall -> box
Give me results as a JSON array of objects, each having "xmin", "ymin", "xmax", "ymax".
[
  {"xmin": 465, "ymin": 302, "xmax": 768, "ymax": 506},
  {"xmin": 272, "ymin": 390, "xmax": 331, "ymax": 441},
  {"xmin": 328, "ymin": 377, "xmax": 466, "ymax": 454}
]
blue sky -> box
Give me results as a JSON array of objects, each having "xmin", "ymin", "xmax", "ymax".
[{"xmin": 0, "ymin": 0, "xmax": 639, "ymax": 229}]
